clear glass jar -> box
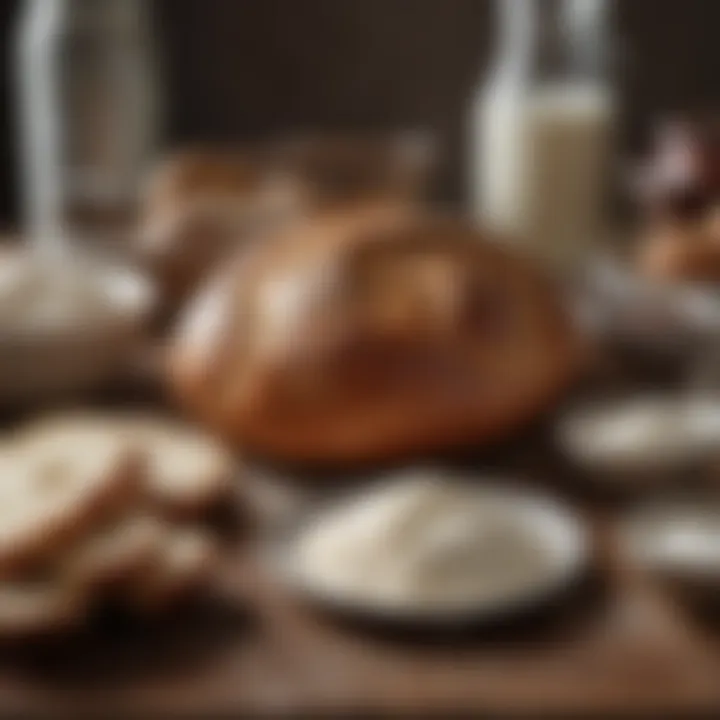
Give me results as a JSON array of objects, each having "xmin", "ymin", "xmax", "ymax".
[
  {"xmin": 15, "ymin": 0, "xmax": 161, "ymax": 253},
  {"xmin": 469, "ymin": 0, "xmax": 616, "ymax": 272}
]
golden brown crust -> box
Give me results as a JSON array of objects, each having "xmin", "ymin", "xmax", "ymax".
[
  {"xmin": 143, "ymin": 149, "xmax": 265, "ymax": 212},
  {"xmin": 139, "ymin": 136, "xmax": 434, "ymax": 319},
  {"xmin": 170, "ymin": 205, "xmax": 580, "ymax": 466},
  {"xmin": 637, "ymin": 221, "xmax": 720, "ymax": 283},
  {"xmin": 264, "ymin": 132, "xmax": 435, "ymax": 208},
  {"xmin": 118, "ymin": 415, "xmax": 237, "ymax": 519},
  {"xmin": 707, "ymin": 205, "xmax": 720, "ymax": 244},
  {"xmin": 17, "ymin": 411, "xmax": 237, "ymax": 520},
  {"xmin": 138, "ymin": 150, "xmax": 299, "ymax": 315},
  {"xmin": 126, "ymin": 527, "xmax": 220, "ymax": 613}
]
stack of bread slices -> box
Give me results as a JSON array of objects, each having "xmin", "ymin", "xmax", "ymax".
[{"xmin": 0, "ymin": 413, "xmax": 237, "ymax": 638}]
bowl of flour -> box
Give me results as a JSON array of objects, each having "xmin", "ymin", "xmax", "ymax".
[{"xmin": 267, "ymin": 469, "xmax": 589, "ymax": 625}]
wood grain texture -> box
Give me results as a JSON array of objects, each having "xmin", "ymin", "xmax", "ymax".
[{"xmin": 0, "ymin": 506, "xmax": 718, "ymax": 716}]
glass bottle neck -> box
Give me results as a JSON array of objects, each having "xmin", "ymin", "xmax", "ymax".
[{"xmin": 492, "ymin": 0, "xmax": 610, "ymax": 87}]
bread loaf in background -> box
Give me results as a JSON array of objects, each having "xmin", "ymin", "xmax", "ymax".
[
  {"xmin": 637, "ymin": 220, "xmax": 720, "ymax": 283},
  {"xmin": 137, "ymin": 133, "xmax": 436, "ymax": 320},
  {"xmin": 137, "ymin": 149, "xmax": 298, "ymax": 318},
  {"xmin": 264, "ymin": 131, "xmax": 435, "ymax": 209}
]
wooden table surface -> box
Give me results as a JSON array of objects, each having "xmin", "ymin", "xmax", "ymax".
[
  {"xmin": 1, "ymin": 335, "xmax": 720, "ymax": 715},
  {"xmin": 0, "ymin": 424, "xmax": 716, "ymax": 717},
  {"xmin": 2, "ymin": 506, "xmax": 719, "ymax": 716}
]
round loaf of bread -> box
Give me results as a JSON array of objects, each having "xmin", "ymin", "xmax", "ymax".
[{"xmin": 169, "ymin": 206, "xmax": 580, "ymax": 466}]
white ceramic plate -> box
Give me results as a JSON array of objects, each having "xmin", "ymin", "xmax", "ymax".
[
  {"xmin": 622, "ymin": 499, "xmax": 720, "ymax": 581},
  {"xmin": 577, "ymin": 253, "xmax": 720, "ymax": 363},
  {"xmin": 557, "ymin": 395, "xmax": 720, "ymax": 488},
  {"xmin": 265, "ymin": 473, "xmax": 589, "ymax": 626}
]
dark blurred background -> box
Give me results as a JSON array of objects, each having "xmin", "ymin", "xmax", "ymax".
[{"xmin": 0, "ymin": 0, "xmax": 718, "ymax": 225}]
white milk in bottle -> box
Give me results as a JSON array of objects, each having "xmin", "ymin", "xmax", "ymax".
[{"xmin": 470, "ymin": 0, "xmax": 615, "ymax": 272}]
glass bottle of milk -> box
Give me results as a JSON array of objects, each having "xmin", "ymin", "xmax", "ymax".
[{"xmin": 470, "ymin": 0, "xmax": 615, "ymax": 272}]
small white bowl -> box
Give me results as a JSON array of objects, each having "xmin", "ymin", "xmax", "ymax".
[
  {"xmin": 578, "ymin": 253, "xmax": 720, "ymax": 365},
  {"xmin": 0, "ymin": 259, "xmax": 155, "ymax": 404},
  {"xmin": 557, "ymin": 395, "xmax": 720, "ymax": 490},
  {"xmin": 622, "ymin": 499, "xmax": 720, "ymax": 597},
  {"xmin": 266, "ymin": 473, "xmax": 589, "ymax": 626}
]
